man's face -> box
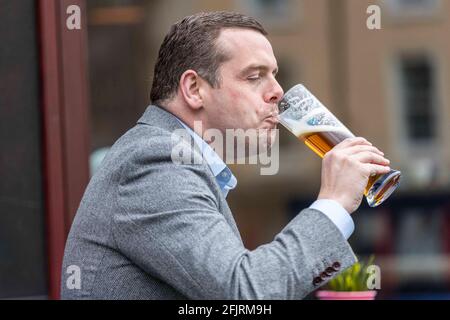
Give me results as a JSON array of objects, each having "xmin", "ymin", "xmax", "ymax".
[{"xmin": 201, "ymin": 28, "xmax": 284, "ymax": 135}]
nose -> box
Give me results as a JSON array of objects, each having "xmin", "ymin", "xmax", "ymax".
[{"xmin": 264, "ymin": 78, "xmax": 284, "ymax": 105}]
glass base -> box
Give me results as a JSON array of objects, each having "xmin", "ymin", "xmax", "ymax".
[{"xmin": 365, "ymin": 170, "xmax": 402, "ymax": 207}]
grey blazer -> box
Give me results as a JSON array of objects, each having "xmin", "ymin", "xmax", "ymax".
[{"xmin": 60, "ymin": 105, "xmax": 357, "ymax": 300}]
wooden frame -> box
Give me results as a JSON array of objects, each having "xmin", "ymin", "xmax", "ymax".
[{"xmin": 38, "ymin": 0, "xmax": 90, "ymax": 300}]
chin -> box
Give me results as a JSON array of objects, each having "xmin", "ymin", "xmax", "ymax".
[{"xmin": 257, "ymin": 128, "xmax": 278, "ymax": 148}]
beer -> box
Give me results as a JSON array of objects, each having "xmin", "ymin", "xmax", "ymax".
[
  {"xmin": 278, "ymin": 84, "xmax": 401, "ymax": 207},
  {"xmin": 296, "ymin": 129, "xmax": 400, "ymax": 203},
  {"xmin": 297, "ymin": 130, "xmax": 352, "ymax": 158}
]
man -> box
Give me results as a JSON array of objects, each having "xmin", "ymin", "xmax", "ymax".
[{"xmin": 61, "ymin": 11, "xmax": 391, "ymax": 299}]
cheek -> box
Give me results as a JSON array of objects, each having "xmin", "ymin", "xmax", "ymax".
[
  {"xmin": 222, "ymin": 88, "xmax": 247, "ymax": 113},
  {"xmin": 227, "ymin": 88, "xmax": 245, "ymax": 106},
  {"xmin": 229, "ymin": 88, "xmax": 260, "ymax": 111},
  {"xmin": 219, "ymin": 85, "xmax": 265, "ymax": 127}
]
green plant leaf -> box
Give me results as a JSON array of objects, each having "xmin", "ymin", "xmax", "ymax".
[{"xmin": 324, "ymin": 255, "xmax": 377, "ymax": 292}]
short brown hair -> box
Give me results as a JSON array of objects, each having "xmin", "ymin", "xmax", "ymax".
[{"xmin": 150, "ymin": 11, "xmax": 267, "ymax": 105}]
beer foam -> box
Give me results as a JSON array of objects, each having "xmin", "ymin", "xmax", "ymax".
[{"xmin": 282, "ymin": 117, "xmax": 353, "ymax": 138}]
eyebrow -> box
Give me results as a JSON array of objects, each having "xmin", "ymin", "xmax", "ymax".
[{"xmin": 239, "ymin": 64, "xmax": 279, "ymax": 77}]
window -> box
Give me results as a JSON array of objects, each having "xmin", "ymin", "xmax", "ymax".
[
  {"xmin": 399, "ymin": 55, "xmax": 436, "ymax": 141},
  {"xmin": 250, "ymin": 0, "xmax": 290, "ymax": 17},
  {"xmin": 0, "ymin": 0, "xmax": 48, "ymax": 299},
  {"xmin": 385, "ymin": 0, "xmax": 440, "ymax": 18},
  {"xmin": 236, "ymin": 0, "xmax": 296, "ymax": 29}
]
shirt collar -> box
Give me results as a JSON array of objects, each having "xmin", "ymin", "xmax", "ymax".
[{"xmin": 175, "ymin": 118, "xmax": 237, "ymax": 196}]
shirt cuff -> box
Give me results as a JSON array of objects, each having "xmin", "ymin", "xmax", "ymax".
[{"xmin": 309, "ymin": 199, "xmax": 355, "ymax": 240}]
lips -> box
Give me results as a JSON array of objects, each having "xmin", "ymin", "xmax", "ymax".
[
  {"xmin": 264, "ymin": 115, "xmax": 280, "ymax": 125},
  {"xmin": 262, "ymin": 117, "xmax": 279, "ymax": 130},
  {"xmin": 262, "ymin": 108, "xmax": 280, "ymax": 129}
]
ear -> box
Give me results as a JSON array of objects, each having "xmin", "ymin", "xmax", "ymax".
[{"xmin": 179, "ymin": 70, "xmax": 204, "ymax": 111}]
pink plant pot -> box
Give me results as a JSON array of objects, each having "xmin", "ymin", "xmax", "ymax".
[{"xmin": 316, "ymin": 290, "xmax": 378, "ymax": 300}]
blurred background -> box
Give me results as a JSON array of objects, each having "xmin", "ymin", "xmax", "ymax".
[{"xmin": 0, "ymin": 0, "xmax": 449, "ymax": 299}]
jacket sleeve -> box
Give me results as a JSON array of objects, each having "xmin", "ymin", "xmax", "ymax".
[{"xmin": 113, "ymin": 136, "xmax": 357, "ymax": 300}]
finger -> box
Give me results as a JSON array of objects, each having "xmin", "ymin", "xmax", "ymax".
[
  {"xmin": 341, "ymin": 145, "xmax": 385, "ymax": 156},
  {"xmin": 352, "ymin": 152, "xmax": 390, "ymax": 166},
  {"xmin": 335, "ymin": 137, "xmax": 372, "ymax": 150},
  {"xmin": 364, "ymin": 164, "xmax": 391, "ymax": 176}
]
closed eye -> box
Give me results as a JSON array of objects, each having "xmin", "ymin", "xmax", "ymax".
[{"xmin": 248, "ymin": 75, "xmax": 261, "ymax": 81}]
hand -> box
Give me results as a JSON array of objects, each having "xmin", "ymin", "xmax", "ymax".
[{"xmin": 317, "ymin": 137, "xmax": 391, "ymax": 214}]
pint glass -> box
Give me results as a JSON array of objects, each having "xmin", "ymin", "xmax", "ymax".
[{"xmin": 278, "ymin": 84, "xmax": 401, "ymax": 207}]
